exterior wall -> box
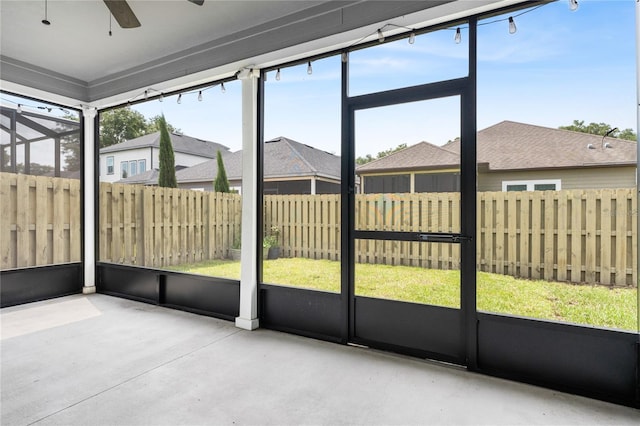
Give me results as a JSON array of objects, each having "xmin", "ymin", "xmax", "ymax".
[
  {"xmin": 99, "ymin": 147, "xmax": 150, "ymax": 183},
  {"xmin": 178, "ymin": 179, "xmax": 242, "ymax": 193},
  {"xmin": 478, "ymin": 167, "xmax": 637, "ymax": 192},
  {"xmin": 100, "ymin": 148, "xmax": 214, "ymax": 183}
]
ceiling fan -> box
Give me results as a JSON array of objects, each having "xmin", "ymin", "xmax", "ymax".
[{"xmin": 103, "ymin": 0, "xmax": 204, "ymax": 29}]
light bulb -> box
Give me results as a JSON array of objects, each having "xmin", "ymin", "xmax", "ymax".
[
  {"xmin": 307, "ymin": 61, "xmax": 312, "ymax": 75},
  {"xmin": 177, "ymin": 94, "xmax": 182, "ymax": 104},
  {"xmin": 198, "ymin": 91, "xmax": 203, "ymax": 101},
  {"xmin": 16, "ymin": 104, "xmax": 22, "ymax": 114},
  {"xmin": 159, "ymin": 94, "xmax": 163, "ymax": 103},
  {"xmin": 341, "ymin": 52, "xmax": 348, "ymax": 63},
  {"xmin": 408, "ymin": 31, "xmax": 415, "ymax": 45},
  {"xmin": 454, "ymin": 28, "xmax": 461, "ymax": 44},
  {"xmin": 569, "ymin": 0, "xmax": 578, "ymax": 11},
  {"xmin": 221, "ymin": 83, "xmax": 226, "ymax": 93},
  {"xmin": 144, "ymin": 90, "xmax": 148, "ymax": 100},
  {"xmin": 275, "ymin": 69, "xmax": 281, "ymax": 81},
  {"xmin": 377, "ymin": 29, "xmax": 385, "ymax": 43},
  {"xmin": 508, "ymin": 17, "xmax": 517, "ymax": 34}
]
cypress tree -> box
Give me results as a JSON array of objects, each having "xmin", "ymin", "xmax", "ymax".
[
  {"xmin": 157, "ymin": 115, "xmax": 177, "ymax": 188},
  {"xmin": 214, "ymin": 150, "xmax": 230, "ymax": 193}
]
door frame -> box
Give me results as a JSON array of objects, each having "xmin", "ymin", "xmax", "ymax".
[{"xmin": 340, "ymin": 18, "xmax": 478, "ymax": 366}]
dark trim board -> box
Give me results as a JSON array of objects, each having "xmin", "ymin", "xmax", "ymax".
[
  {"xmin": 259, "ymin": 284, "xmax": 342, "ymax": 343},
  {"xmin": 477, "ymin": 312, "xmax": 640, "ymax": 407},
  {"xmin": 0, "ymin": 263, "xmax": 82, "ymax": 308},
  {"xmin": 97, "ymin": 263, "xmax": 239, "ymax": 321}
]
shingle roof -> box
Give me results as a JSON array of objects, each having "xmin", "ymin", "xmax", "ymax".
[
  {"xmin": 356, "ymin": 141, "xmax": 459, "ymax": 173},
  {"xmin": 100, "ymin": 131, "xmax": 229, "ymax": 158},
  {"xmin": 357, "ymin": 121, "xmax": 636, "ymax": 174},
  {"xmin": 176, "ymin": 137, "xmax": 341, "ymax": 183},
  {"xmin": 443, "ymin": 121, "xmax": 637, "ymax": 171}
]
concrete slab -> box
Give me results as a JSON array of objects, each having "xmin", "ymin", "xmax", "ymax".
[{"xmin": 2, "ymin": 294, "xmax": 638, "ymax": 425}]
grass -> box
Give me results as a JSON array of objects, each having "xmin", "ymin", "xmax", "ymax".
[{"xmin": 167, "ymin": 257, "xmax": 638, "ymax": 331}]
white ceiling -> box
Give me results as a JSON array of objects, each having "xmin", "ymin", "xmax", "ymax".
[
  {"xmin": 1, "ymin": 1, "xmax": 328, "ymax": 82},
  {"xmin": 0, "ymin": 0, "xmax": 527, "ymax": 106}
]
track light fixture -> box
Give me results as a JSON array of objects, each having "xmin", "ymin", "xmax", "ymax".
[
  {"xmin": 276, "ymin": 69, "xmax": 281, "ymax": 81},
  {"xmin": 569, "ymin": 0, "xmax": 578, "ymax": 11},
  {"xmin": 455, "ymin": 28, "xmax": 461, "ymax": 44},
  {"xmin": 42, "ymin": 0, "xmax": 51, "ymax": 25},
  {"xmin": 508, "ymin": 17, "xmax": 517, "ymax": 34},
  {"xmin": 307, "ymin": 61, "xmax": 312, "ymax": 75}
]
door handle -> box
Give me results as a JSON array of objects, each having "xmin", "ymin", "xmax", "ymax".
[{"xmin": 417, "ymin": 233, "xmax": 472, "ymax": 243}]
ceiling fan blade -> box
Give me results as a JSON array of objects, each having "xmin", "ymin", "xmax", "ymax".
[
  {"xmin": 104, "ymin": 0, "xmax": 141, "ymax": 28},
  {"xmin": 188, "ymin": 0, "xmax": 205, "ymax": 5}
]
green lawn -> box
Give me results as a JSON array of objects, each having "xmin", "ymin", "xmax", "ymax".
[{"xmin": 168, "ymin": 257, "xmax": 638, "ymax": 331}]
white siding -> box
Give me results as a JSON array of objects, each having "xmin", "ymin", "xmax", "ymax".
[
  {"xmin": 100, "ymin": 148, "xmax": 214, "ymax": 183},
  {"xmin": 99, "ymin": 147, "xmax": 151, "ymax": 183}
]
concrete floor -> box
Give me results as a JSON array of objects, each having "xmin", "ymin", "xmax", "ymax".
[{"xmin": 1, "ymin": 294, "xmax": 638, "ymax": 425}]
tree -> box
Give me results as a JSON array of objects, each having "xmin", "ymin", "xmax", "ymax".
[
  {"xmin": 60, "ymin": 113, "xmax": 81, "ymax": 172},
  {"xmin": 559, "ymin": 120, "xmax": 637, "ymax": 141},
  {"xmin": 356, "ymin": 143, "xmax": 408, "ymax": 165},
  {"xmin": 99, "ymin": 107, "xmax": 148, "ymax": 148},
  {"xmin": 145, "ymin": 115, "xmax": 179, "ymax": 134},
  {"xmin": 157, "ymin": 115, "xmax": 177, "ymax": 188},
  {"xmin": 214, "ymin": 150, "xmax": 230, "ymax": 193}
]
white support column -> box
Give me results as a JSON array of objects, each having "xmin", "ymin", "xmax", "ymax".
[
  {"xmin": 82, "ymin": 107, "xmax": 97, "ymax": 294},
  {"xmin": 310, "ymin": 176, "xmax": 317, "ymax": 195},
  {"xmin": 235, "ymin": 68, "xmax": 260, "ymax": 330}
]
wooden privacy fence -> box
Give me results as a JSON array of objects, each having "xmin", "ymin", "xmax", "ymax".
[
  {"xmin": 1, "ymin": 172, "xmax": 81, "ymax": 269},
  {"xmin": 264, "ymin": 189, "xmax": 637, "ymax": 287},
  {"xmin": 99, "ymin": 183, "xmax": 241, "ymax": 268},
  {"xmin": 3, "ymin": 174, "xmax": 636, "ymax": 287}
]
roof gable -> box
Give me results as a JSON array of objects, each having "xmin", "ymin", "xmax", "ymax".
[
  {"xmin": 100, "ymin": 131, "xmax": 230, "ymax": 158},
  {"xmin": 175, "ymin": 137, "xmax": 341, "ymax": 184},
  {"xmin": 356, "ymin": 141, "xmax": 460, "ymax": 173}
]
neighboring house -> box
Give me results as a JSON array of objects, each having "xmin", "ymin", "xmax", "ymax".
[
  {"xmin": 99, "ymin": 131, "xmax": 229, "ymax": 183},
  {"xmin": 356, "ymin": 121, "xmax": 637, "ymax": 193},
  {"xmin": 177, "ymin": 136, "xmax": 341, "ymax": 194},
  {"xmin": 119, "ymin": 136, "xmax": 342, "ymax": 194}
]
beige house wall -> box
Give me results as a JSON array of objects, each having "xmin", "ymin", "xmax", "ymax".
[{"xmin": 478, "ymin": 166, "xmax": 637, "ymax": 192}]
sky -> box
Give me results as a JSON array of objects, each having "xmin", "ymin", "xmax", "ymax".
[{"xmin": 3, "ymin": 0, "xmax": 637, "ymax": 161}]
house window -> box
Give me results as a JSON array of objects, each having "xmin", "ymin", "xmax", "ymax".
[
  {"xmin": 120, "ymin": 161, "xmax": 128, "ymax": 178},
  {"xmin": 106, "ymin": 156, "xmax": 114, "ymax": 175},
  {"xmin": 129, "ymin": 160, "xmax": 137, "ymax": 176},
  {"xmin": 502, "ymin": 179, "xmax": 561, "ymax": 192},
  {"xmin": 415, "ymin": 173, "xmax": 460, "ymax": 193},
  {"xmin": 138, "ymin": 159, "xmax": 146, "ymax": 173},
  {"xmin": 364, "ymin": 174, "xmax": 410, "ymax": 194}
]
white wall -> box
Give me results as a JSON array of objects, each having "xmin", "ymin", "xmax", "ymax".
[
  {"xmin": 99, "ymin": 148, "xmax": 214, "ymax": 183},
  {"xmin": 99, "ymin": 147, "xmax": 151, "ymax": 183}
]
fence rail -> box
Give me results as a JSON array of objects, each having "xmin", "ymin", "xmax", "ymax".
[{"xmin": 1, "ymin": 173, "xmax": 636, "ymax": 287}]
